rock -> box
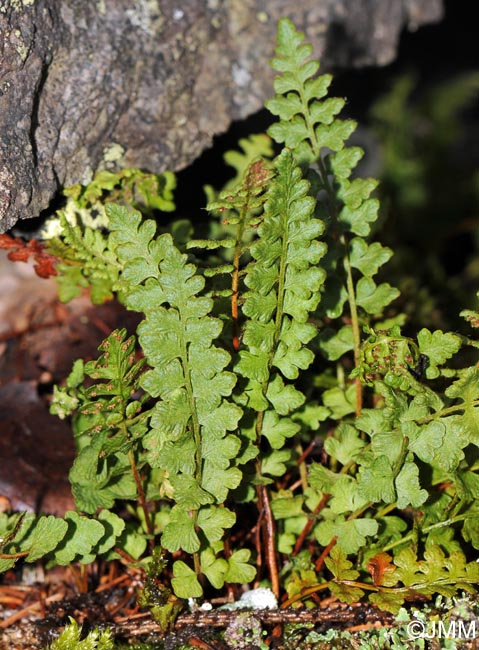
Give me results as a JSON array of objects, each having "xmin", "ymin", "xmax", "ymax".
[{"xmin": 0, "ymin": 0, "xmax": 443, "ymax": 232}]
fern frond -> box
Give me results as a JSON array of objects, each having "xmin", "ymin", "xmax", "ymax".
[
  {"xmin": 47, "ymin": 213, "xmax": 121, "ymax": 303},
  {"xmin": 189, "ymin": 159, "xmax": 273, "ymax": 257},
  {"xmin": 107, "ymin": 206, "xmax": 244, "ymax": 588},
  {"xmin": 51, "ymin": 328, "xmax": 147, "ymax": 513},
  {"xmin": 44, "ymin": 169, "xmax": 176, "ymax": 303},
  {"xmin": 236, "ymin": 149, "xmax": 326, "ymax": 470},
  {"xmin": 189, "ymin": 159, "xmax": 275, "ymax": 349},
  {"xmin": 52, "ymin": 168, "xmax": 176, "ymax": 229},
  {"xmin": 267, "ymin": 19, "xmax": 399, "ymax": 419},
  {"xmin": 266, "ymin": 19, "xmax": 355, "ymax": 166},
  {"xmin": 0, "ymin": 510, "xmax": 124, "ymax": 573}
]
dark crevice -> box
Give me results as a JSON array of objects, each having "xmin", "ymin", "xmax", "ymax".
[{"xmin": 29, "ymin": 57, "xmax": 50, "ymax": 169}]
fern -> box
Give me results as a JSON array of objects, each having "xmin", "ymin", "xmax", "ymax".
[
  {"xmin": 189, "ymin": 158, "xmax": 274, "ymax": 354},
  {"xmin": 106, "ymin": 204, "xmax": 250, "ymax": 596},
  {"xmin": 266, "ymin": 18, "xmax": 399, "ymax": 418},
  {"xmin": 309, "ymin": 320, "xmax": 479, "ymax": 567},
  {"xmin": 0, "ymin": 510, "xmax": 125, "ymax": 572},
  {"xmin": 1, "ymin": 16, "xmax": 478, "ymax": 626},
  {"xmin": 46, "ymin": 214, "xmax": 122, "ymax": 303},
  {"xmin": 189, "ymin": 158, "xmax": 273, "ymax": 272},
  {"xmin": 226, "ymin": 148, "xmax": 327, "ymax": 594},
  {"xmin": 51, "ymin": 329, "xmax": 148, "ymax": 515},
  {"xmin": 196, "ymin": 135, "xmax": 275, "ymax": 287},
  {"xmin": 237, "ymin": 148, "xmax": 326, "ymax": 440},
  {"xmin": 45, "ymin": 169, "xmax": 177, "ymax": 304},
  {"xmin": 266, "ymin": 20, "xmax": 352, "ymax": 165}
]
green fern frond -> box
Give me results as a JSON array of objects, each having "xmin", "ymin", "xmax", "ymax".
[
  {"xmin": 51, "ymin": 328, "xmax": 147, "ymax": 513},
  {"xmin": 189, "ymin": 159, "xmax": 274, "ymax": 260},
  {"xmin": 189, "ymin": 159, "xmax": 275, "ymax": 348},
  {"xmin": 0, "ymin": 510, "xmax": 124, "ymax": 572},
  {"xmin": 45, "ymin": 169, "xmax": 176, "ymax": 303},
  {"xmin": 239, "ymin": 148, "xmax": 326, "ymax": 374},
  {"xmin": 236, "ymin": 149, "xmax": 326, "ymax": 472},
  {"xmin": 47, "ymin": 213, "xmax": 121, "ymax": 303},
  {"xmin": 52, "ymin": 168, "xmax": 176, "ymax": 229},
  {"xmin": 107, "ymin": 205, "xmax": 246, "ymax": 591},
  {"xmin": 266, "ymin": 19, "xmax": 355, "ymax": 166},
  {"xmin": 266, "ymin": 18, "xmax": 399, "ymax": 417}
]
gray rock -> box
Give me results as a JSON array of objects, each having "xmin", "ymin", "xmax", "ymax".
[{"xmin": 0, "ymin": 0, "xmax": 443, "ymax": 232}]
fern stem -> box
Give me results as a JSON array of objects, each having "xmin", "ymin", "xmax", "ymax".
[
  {"xmin": 280, "ymin": 581, "xmax": 332, "ymax": 608},
  {"xmin": 375, "ymin": 502, "xmax": 397, "ymax": 518},
  {"xmin": 295, "ymin": 442, "xmax": 310, "ymax": 492},
  {"xmin": 257, "ymin": 483, "xmax": 280, "ymax": 598},
  {"xmin": 178, "ymin": 312, "xmax": 203, "ymax": 576},
  {"xmin": 251, "ymin": 167, "xmax": 295, "ymax": 599},
  {"xmin": 273, "ymin": 203, "xmax": 290, "ymax": 339},
  {"xmin": 416, "ymin": 399, "xmax": 479, "ymax": 424},
  {"xmin": 382, "ymin": 513, "xmax": 472, "ymax": 553},
  {"xmin": 231, "ymin": 252, "xmax": 241, "ymax": 352},
  {"xmin": 253, "ymin": 410, "xmax": 280, "ymax": 597},
  {"xmin": 193, "ymin": 551, "xmax": 202, "ymax": 577},
  {"xmin": 316, "ymin": 154, "xmax": 363, "ymax": 414},
  {"xmin": 342, "ymin": 243, "xmax": 363, "ymax": 415},
  {"xmin": 314, "ymin": 534, "xmax": 337, "ymax": 572},
  {"xmin": 382, "ymin": 400, "xmax": 479, "ymax": 440},
  {"xmin": 292, "ymin": 493, "xmax": 330, "ymax": 557},
  {"xmin": 111, "ymin": 335, "xmax": 154, "ymax": 552},
  {"xmin": 0, "ymin": 551, "xmax": 29, "ymax": 560},
  {"xmin": 128, "ymin": 449, "xmax": 154, "ymax": 553},
  {"xmin": 231, "ymin": 204, "xmax": 249, "ymax": 351}
]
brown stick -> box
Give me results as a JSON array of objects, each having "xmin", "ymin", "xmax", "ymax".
[
  {"xmin": 0, "ymin": 592, "xmax": 65, "ymax": 629},
  {"xmin": 292, "ymin": 494, "xmax": 330, "ymax": 557},
  {"xmin": 315, "ymin": 536, "xmax": 337, "ymax": 573},
  {"xmin": 128, "ymin": 450, "xmax": 154, "ymax": 553},
  {"xmin": 257, "ymin": 484, "xmax": 280, "ymax": 599}
]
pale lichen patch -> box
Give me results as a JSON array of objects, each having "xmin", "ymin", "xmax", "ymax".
[
  {"xmin": 102, "ymin": 142, "xmax": 125, "ymax": 165},
  {"xmin": 125, "ymin": 0, "xmax": 164, "ymax": 36}
]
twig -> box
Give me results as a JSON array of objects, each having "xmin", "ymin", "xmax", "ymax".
[
  {"xmin": 315, "ymin": 536, "xmax": 337, "ymax": 572},
  {"xmin": 95, "ymin": 572, "xmax": 132, "ymax": 593},
  {"xmin": 257, "ymin": 484, "xmax": 280, "ymax": 599},
  {"xmin": 292, "ymin": 493, "xmax": 330, "ymax": 557},
  {"xmin": 128, "ymin": 449, "xmax": 154, "ymax": 553},
  {"xmin": 0, "ymin": 592, "xmax": 64, "ymax": 629},
  {"xmin": 111, "ymin": 602, "xmax": 394, "ymax": 634}
]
